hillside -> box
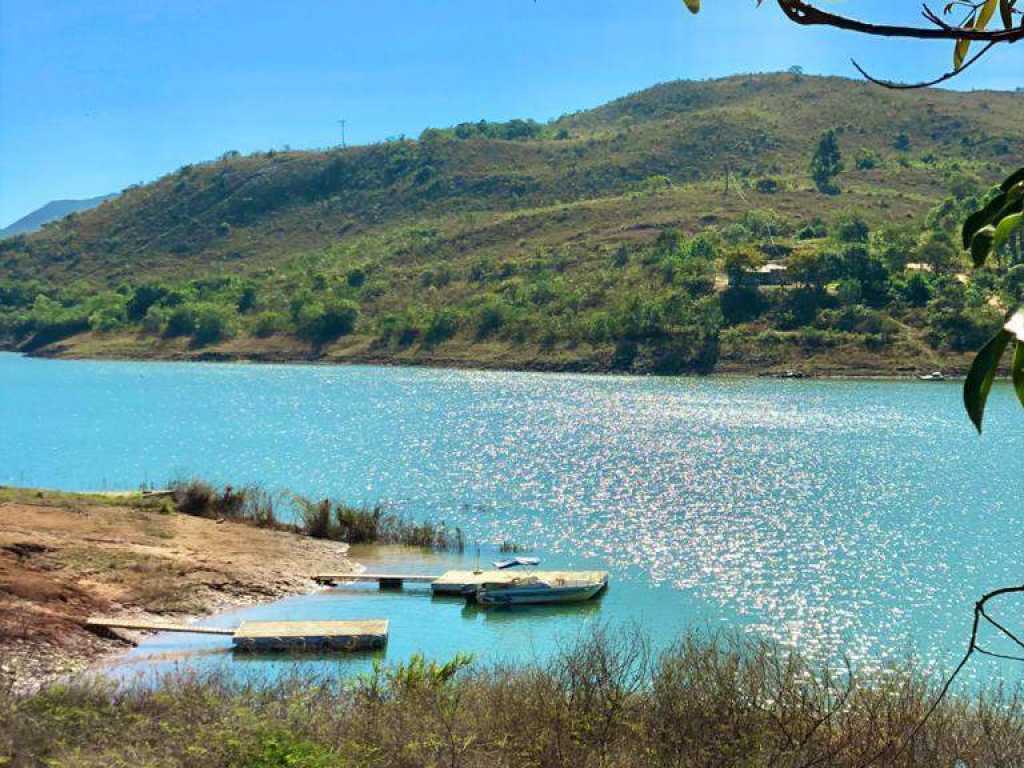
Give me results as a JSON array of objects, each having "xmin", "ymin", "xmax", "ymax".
[
  {"xmin": 2, "ymin": 73, "xmax": 1022, "ymax": 375},
  {"xmin": 0, "ymin": 194, "xmax": 117, "ymax": 239}
]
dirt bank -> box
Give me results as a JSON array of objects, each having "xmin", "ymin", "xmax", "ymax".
[
  {"xmin": 13, "ymin": 327, "xmax": 979, "ymax": 378},
  {"xmin": 0, "ymin": 487, "xmax": 354, "ymax": 693}
]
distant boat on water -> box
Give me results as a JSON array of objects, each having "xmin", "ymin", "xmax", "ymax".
[{"xmin": 919, "ymin": 371, "xmax": 946, "ymax": 381}]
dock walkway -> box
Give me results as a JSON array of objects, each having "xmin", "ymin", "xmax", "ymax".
[{"xmin": 315, "ymin": 569, "xmax": 610, "ymax": 595}]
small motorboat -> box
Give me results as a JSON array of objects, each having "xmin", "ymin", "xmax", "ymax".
[
  {"xmin": 919, "ymin": 371, "xmax": 945, "ymax": 381},
  {"xmin": 468, "ymin": 572, "xmax": 608, "ymax": 606},
  {"xmin": 492, "ymin": 556, "xmax": 541, "ymax": 569}
]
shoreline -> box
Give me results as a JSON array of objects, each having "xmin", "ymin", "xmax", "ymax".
[
  {"xmin": 2, "ymin": 336, "xmax": 975, "ymax": 381},
  {"xmin": 0, "ymin": 487, "xmax": 358, "ymax": 694}
]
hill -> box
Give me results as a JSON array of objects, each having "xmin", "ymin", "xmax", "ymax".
[
  {"xmin": 1, "ymin": 73, "xmax": 1022, "ymax": 375},
  {"xmin": 0, "ymin": 194, "xmax": 117, "ymax": 239}
]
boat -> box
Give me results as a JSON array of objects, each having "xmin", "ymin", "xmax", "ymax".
[
  {"xmin": 467, "ymin": 572, "xmax": 608, "ymax": 606},
  {"xmin": 919, "ymin": 371, "xmax": 945, "ymax": 381},
  {"xmin": 492, "ymin": 556, "xmax": 541, "ymax": 569}
]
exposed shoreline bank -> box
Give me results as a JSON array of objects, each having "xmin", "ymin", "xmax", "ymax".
[
  {"xmin": 0, "ymin": 487, "xmax": 357, "ymax": 693},
  {"xmin": 2, "ymin": 332, "xmax": 975, "ymax": 380}
]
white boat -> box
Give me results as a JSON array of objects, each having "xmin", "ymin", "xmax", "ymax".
[
  {"xmin": 492, "ymin": 556, "xmax": 541, "ymax": 569},
  {"xmin": 469, "ymin": 572, "xmax": 608, "ymax": 606},
  {"xmin": 919, "ymin": 371, "xmax": 945, "ymax": 381}
]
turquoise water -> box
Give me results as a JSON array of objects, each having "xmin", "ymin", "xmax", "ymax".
[{"xmin": 2, "ymin": 352, "xmax": 1023, "ymax": 684}]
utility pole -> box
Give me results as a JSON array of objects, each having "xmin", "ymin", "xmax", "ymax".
[{"xmin": 337, "ymin": 119, "xmax": 347, "ymax": 149}]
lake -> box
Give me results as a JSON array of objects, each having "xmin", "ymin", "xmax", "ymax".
[{"xmin": 2, "ymin": 351, "xmax": 1022, "ymax": 685}]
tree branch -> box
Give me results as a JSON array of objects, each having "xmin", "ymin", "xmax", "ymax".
[
  {"xmin": 851, "ymin": 41, "xmax": 997, "ymax": 89},
  {"xmin": 775, "ymin": 0, "xmax": 1024, "ymax": 42}
]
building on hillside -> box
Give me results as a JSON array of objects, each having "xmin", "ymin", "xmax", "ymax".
[{"xmin": 730, "ymin": 262, "xmax": 790, "ymax": 288}]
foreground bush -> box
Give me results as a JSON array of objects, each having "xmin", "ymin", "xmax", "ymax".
[{"xmin": 2, "ymin": 628, "xmax": 1022, "ymax": 767}]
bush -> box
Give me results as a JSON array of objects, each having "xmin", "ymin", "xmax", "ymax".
[
  {"xmin": 142, "ymin": 305, "xmax": 170, "ymax": 335},
  {"xmin": 298, "ymin": 299, "xmax": 359, "ymax": 343},
  {"xmin": 192, "ymin": 303, "xmax": 235, "ymax": 346},
  {"xmin": 295, "ymin": 497, "xmax": 333, "ymax": 539},
  {"xmin": 834, "ymin": 213, "xmax": 869, "ymax": 243},
  {"xmin": 474, "ymin": 299, "xmax": 509, "ymax": 339},
  {"xmin": 8, "ymin": 629, "xmax": 1024, "ymax": 768},
  {"xmin": 253, "ymin": 311, "xmax": 287, "ymax": 337},
  {"xmin": 346, "ymin": 267, "xmax": 367, "ymax": 287},
  {"xmin": 754, "ymin": 177, "xmax": 780, "ymax": 194},
  {"xmin": 719, "ymin": 286, "xmax": 766, "ymax": 325},
  {"xmin": 424, "ymin": 309, "xmax": 459, "ymax": 345},
  {"xmin": 164, "ymin": 306, "xmax": 197, "ymax": 337}
]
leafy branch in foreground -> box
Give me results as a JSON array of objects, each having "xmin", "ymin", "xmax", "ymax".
[
  {"xmin": 685, "ymin": 0, "xmax": 1024, "ymax": 88},
  {"xmin": 961, "ymin": 166, "xmax": 1024, "ymax": 431}
]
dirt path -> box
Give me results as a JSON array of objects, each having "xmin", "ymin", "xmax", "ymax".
[{"xmin": 0, "ymin": 488, "xmax": 354, "ymax": 692}]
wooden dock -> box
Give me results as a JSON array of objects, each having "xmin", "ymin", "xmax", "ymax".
[
  {"xmin": 232, "ymin": 620, "xmax": 389, "ymax": 652},
  {"xmin": 85, "ymin": 616, "xmax": 235, "ymax": 635},
  {"xmin": 86, "ymin": 616, "xmax": 389, "ymax": 652},
  {"xmin": 314, "ymin": 572, "xmax": 437, "ymax": 588},
  {"xmin": 314, "ymin": 569, "xmax": 610, "ymax": 595}
]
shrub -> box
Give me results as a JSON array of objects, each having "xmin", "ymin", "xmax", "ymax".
[
  {"xmin": 192, "ymin": 303, "xmax": 235, "ymax": 346},
  {"xmin": 126, "ymin": 283, "xmax": 169, "ymax": 321},
  {"xmin": 834, "ymin": 213, "xmax": 869, "ymax": 243},
  {"xmin": 346, "ymin": 267, "xmax": 367, "ymax": 288},
  {"xmin": 142, "ymin": 305, "xmax": 170, "ymax": 335},
  {"xmin": 474, "ymin": 299, "xmax": 509, "ymax": 339},
  {"xmin": 8, "ymin": 629, "xmax": 1024, "ymax": 768},
  {"xmin": 295, "ymin": 497, "xmax": 333, "ymax": 539},
  {"xmin": 424, "ymin": 309, "xmax": 459, "ymax": 345},
  {"xmin": 253, "ymin": 311, "xmax": 287, "ymax": 337},
  {"xmin": 298, "ymin": 299, "xmax": 359, "ymax": 343},
  {"xmin": 754, "ymin": 177, "xmax": 780, "ymax": 193},
  {"xmin": 164, "ymin": 305, "xmax": 197, "ymax": 337}
]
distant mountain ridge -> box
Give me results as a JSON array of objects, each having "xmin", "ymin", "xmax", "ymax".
[{"xmin": 0, "ymin": 194, "xmax": 117, "ymax": 239}]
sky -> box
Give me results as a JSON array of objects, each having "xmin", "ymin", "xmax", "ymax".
[{"xmin": 1, "ymin": 0, "xmax": 1023, "ymax": 228}]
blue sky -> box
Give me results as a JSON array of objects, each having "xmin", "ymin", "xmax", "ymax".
[{"xmin": 2, "ymin": 0, "xmax": 1022, "ymax": 227}]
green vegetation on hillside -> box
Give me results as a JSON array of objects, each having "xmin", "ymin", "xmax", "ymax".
[{"xmin": 2, "ymin": 74, "xmax": 1023, "ymax": 374}]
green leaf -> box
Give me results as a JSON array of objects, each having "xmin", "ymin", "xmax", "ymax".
[
  {"xmin": 964, "ymin": 328, "xmax": 1012, "ymax": 432},
  {"xmin": 970, "ymin": 225, "xmax": 997, "ymax": 267},
  {"xmin": 682, "ymin": 0, "xmax": 700, "ymax": 13},
  {"xmin": 963, "ymin": 191, "xmax": 1008, "ymax": 249},
  {"xmin": 1000, "ymin": 167, "xmax": 1024, "ymax": 192},
  {"xmin": 993, "ymin": 212, "xmax": 1024, "ymax": 252},
  {"xmin": 978, "ymin": 0, "xmax": 999, "ymax": 29},
  {"xmin": 1013, "ymin": 341, "xmax": 1024, "ymax": 409}
]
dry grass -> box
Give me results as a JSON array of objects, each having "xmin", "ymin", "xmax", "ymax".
[{"xmin": 2, "ymin": 627, "xmax": 1022, "ymax": 767}]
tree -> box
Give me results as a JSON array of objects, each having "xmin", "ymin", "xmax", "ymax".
[{"xmin": 809, "ymin": 130, "xmax": 842, "ymax": 195}]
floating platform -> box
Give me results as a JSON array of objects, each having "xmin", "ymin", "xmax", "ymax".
[
  {"xmin": 232, "ymin": 620, "xmax": 389, "ymax": 652},
  {"xmin": 314, "ymin": 569, "xmax": 610, "ymax": 596},
  {"xmin": 86, "ymin": 616, "xmax": 389, "ymax": 652}
]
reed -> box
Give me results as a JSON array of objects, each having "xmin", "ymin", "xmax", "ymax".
[{"xmin": 169, "ymin": 478, "xmax": 464, "ymax": 551}]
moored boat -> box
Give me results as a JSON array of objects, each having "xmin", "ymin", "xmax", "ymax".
[
  {"xmin": 468, "ymin": 572, "xmax": 608, "ymax": 606},
  {"xmin": 919, "ymin": 371, "xmax": 945, "ymax": 381}
]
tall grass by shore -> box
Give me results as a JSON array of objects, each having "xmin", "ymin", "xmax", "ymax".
[
  {"xmin": 3, "ymin": 628, "xmax": 1022, "ymax": 767},
  {"xmin": 169, "ymin": 478, "xmax": 464, "ymax": 552}
]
